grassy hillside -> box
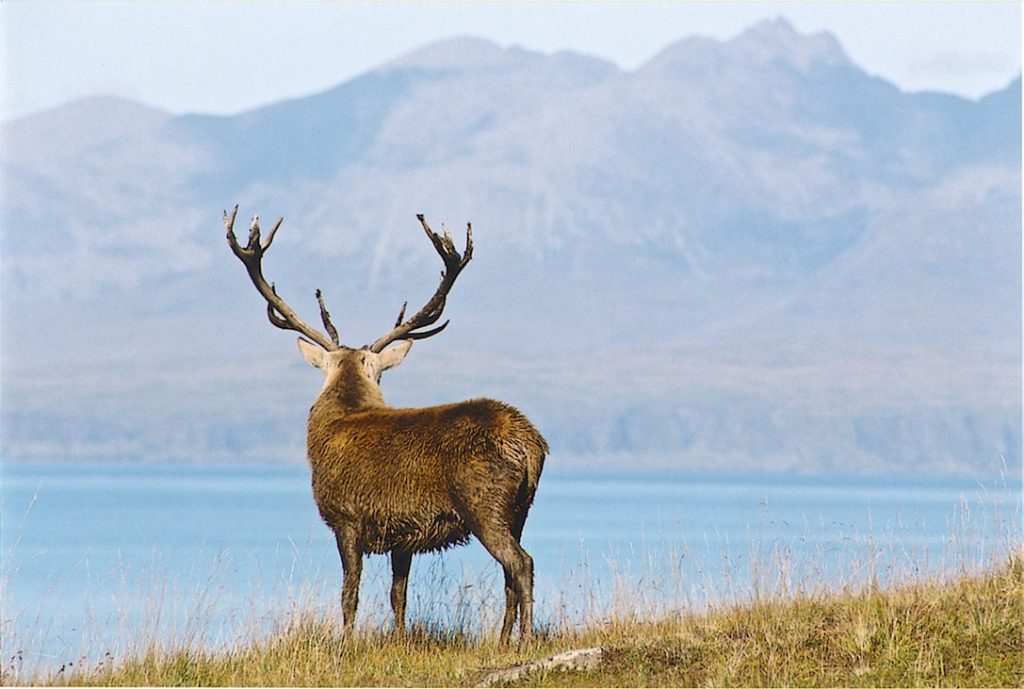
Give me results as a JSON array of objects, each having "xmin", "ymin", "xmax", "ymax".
[{"xmin": 37, "ymin": 553, "xmax": 1021, "ymax": 687}]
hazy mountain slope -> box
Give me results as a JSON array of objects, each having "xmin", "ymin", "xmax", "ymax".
[{"xmin": 1, "ymin": 19, "xmax": 1019, "ymax": 476}]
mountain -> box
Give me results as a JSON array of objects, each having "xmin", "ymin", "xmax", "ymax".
[{"xmin": 1, "ymin": 19, "xmax": 1020, "ymax": 477}]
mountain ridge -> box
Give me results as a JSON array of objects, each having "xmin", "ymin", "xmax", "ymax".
[{"xmin": 1, "ymin": 23, "xmax": 1019, "ymax": 476}]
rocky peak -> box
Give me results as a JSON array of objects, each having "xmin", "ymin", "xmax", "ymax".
[
  {"xmin": 639, "ymin": 16, "xmax": 849, "ymax": 77},
  {"xmin": 730, "ymin": 17, "xmax": 849, "ymax": 70},
  {"xmin": 382, "ymin": 36, "xmax": 521, "ymax": 73}
]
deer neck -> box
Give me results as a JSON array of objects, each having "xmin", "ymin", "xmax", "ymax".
[{"xmin": 317, "ymin": 364, "xmax": 389, "ymax": 412}]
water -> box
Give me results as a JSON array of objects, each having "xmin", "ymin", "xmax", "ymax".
[{"xmin": 1, "ymin": 462, "xmax": 1019, "ymax": 676}]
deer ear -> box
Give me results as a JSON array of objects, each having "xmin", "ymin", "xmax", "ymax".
[
  {"xmin": 297, "ymin": 337, "xmax": 327, "ymax": 369},
  {"xmin": 377, "ymin": 340, "xmax": 412, "ymax": 371}
]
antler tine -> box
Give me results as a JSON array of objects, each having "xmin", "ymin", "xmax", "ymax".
[
  {"xmin": 368, "ymin": 215, "xmax": 473, "ymax": 353},
  {"xmin": 223, "ymin": 207, "xmax": 339, "ymax": 351},
  {"xmin": 394, "ymin": 302, "xmax": 408, "ymax": 328},
  {"xmin": 263, "ymin": 217, "xmax": 283, "ymax": 251},
  {"xmin": 224, "ymin": 205, "xmax": 240, "ymax": 242},
  {"xmin": 265, "ymin": 283, "xmax": 291, "ymax": 330},
  {"xmin": 316, "ymin": 289, "xmax": 341, "ymax": 346}
]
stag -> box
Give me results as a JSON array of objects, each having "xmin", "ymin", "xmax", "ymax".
[{"xmin": 224, "ymin": 206, "xmax": 547, "ymax": 644}]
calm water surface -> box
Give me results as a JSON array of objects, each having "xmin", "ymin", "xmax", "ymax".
[{"xmin": 1, "ymin": 462, "xmax": 1018, "ymax": 674}]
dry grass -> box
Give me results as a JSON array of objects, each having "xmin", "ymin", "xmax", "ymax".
[
  {"xmin": 5, "ymin": 464, "xmax": 1019, "ymax": 687},
  {"xmin": 550, "ymin": 553, "xmax": 1023, "ymax": 687},
  {"xmin": 23, "ymin": 552, "xmax": 1021, "ymax": 687}
]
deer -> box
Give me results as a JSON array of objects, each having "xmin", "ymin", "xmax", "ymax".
[{"xmin": 223, "ymin": 206, "xmax": 547, "ymax": 644}]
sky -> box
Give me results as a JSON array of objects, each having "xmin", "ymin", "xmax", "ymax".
[{"xmin": 1, "ymin": 1, "xmax": 1021, "ymax": 121}]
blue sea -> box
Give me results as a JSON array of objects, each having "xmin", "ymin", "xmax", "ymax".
[{"xmin": 1, "ymin": 462, "xmax": 1019, "ymax": 677}]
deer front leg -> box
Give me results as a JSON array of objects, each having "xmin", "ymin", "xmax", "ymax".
[
  {"xmin": 390, "ymin": 550, "xmax": 412, "ymax": 635},
  {"xmin": 334, "ymin": 526, "xmax": 362, "ymax": 636}
]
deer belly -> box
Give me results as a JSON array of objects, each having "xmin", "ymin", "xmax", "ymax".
[
  {"xmin": 310, "ymin": 458, "xmax": 474, "ymax": 553},
  {"xmin": 362, "ymin": 511, "xmax": 471, "ymax": 554}
]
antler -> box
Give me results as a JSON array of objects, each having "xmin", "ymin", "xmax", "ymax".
[
  {"xmin": 368, "ymin": 214, "xmax": 473, "ymax": 353},
  {"xmin": 224, "ymin": 205, "xmax": 340, "ymax": 351}
]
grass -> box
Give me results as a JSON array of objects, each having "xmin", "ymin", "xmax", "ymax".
[
  {"xmin": 21, "ymin": 551, "xmax": 1022, "ymax": 687},
  {"xmin": 5, "ymin": 465, "xmax": 1020, "ymax": 686}
]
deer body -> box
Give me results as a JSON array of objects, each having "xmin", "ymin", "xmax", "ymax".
[
  {"xmin": 307, "ymin": 395, "xmax": 546, "ymax": 555},
  {"xmin": 226, "ymin": 208, "xmax": 546, "ymax": 644}
]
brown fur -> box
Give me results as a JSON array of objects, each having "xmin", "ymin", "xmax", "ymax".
[{"xmin": 305, "ymin": 348, "xmax": 547, "ymax": 643}]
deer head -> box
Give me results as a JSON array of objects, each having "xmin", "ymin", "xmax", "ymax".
[{"xmin": 224, "ymin": 206, "xmax": 472, "ymax": 402}]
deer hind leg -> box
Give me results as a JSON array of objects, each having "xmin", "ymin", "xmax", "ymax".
[
  {"xmin": 500, "ymin": 570, "xmax": 518, "ymax": 642},
  {"xmin": 333, "ymin": 525, "xmax": 362, "ymax": 636},
  {"xmin": 474, "ymin": 523, "xmax": 534, "ymax": 645},
  {"xmin": 499, "ymin": 507, "xmax": 530, "ymax": 642},
  {"xmin": 390, "ymin": 550, "xmax": 412, "ymax": 635}
]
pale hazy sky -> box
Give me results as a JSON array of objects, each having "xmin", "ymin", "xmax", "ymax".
[{"xmin": 1, "ymin": 1, "xmax": 1020, "ymax": 121}]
